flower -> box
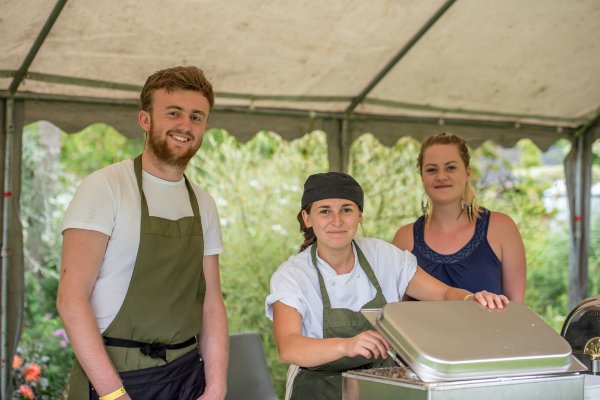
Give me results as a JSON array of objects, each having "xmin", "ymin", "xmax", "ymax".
[
  {"xmin": 22, "ymin": 363, "xmax": 41, "ymax": 382},
  {"xmin": 53, "ymin": 328, "xmax": 70, "ymax": 345},
  {"xmin": 18, "ymin": 384, "xmax": 34, "ymax": 399},
  {"xmin": 53, "ymin": 328, "xmax": 66, "ymax": 338},
  {"xmin": 12, "ymin": 355, "xmax": 23, "ymax": 369}
]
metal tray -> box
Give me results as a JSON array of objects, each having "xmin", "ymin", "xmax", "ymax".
[{"xmin": 362, "ymin": 301, "xmax": 587, "ymax": 382}]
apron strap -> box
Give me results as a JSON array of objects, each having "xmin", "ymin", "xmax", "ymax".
[
  {"xmin": 311, "ymin": 240, "xmax": 384, "ymax": 308},
  {"xmin": 134, "ymin": 155, "xmax": 150, "ymax": 218},
  {"xmin": 354, "ymin": 243, "xmax": 384, "ymax": 294},
  {"xmin": 133, "ymin": 154, "xmax": 201, "ymax": 218},
  {"xmin": 311, "ymin": 244, "xmax": 332, "ymax": 309}
]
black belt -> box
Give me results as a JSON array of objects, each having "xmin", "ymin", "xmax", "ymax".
[{"xmin": 103, "ymin": 336, "xmax": 197, "ymax": 362}]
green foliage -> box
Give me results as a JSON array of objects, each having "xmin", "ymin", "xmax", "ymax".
[
  {"xmin": 593, "ymin": 140, "xmax": 600, "ymax": 167},
  {"xmin": 17, "ymin": 122, "xmax": 144, "ymax": 399},
  {"xmin": 60, "ymin": 123, "xmax": 144, "ymax": 177},
  {"xmin": 524, "ymin": 226, "xmax": 570, "ymax": 331},
  {"xmin": 516, "ymin": 138, "xmax": 543, "ymax": 168},
  {"xmin": 545, "ymin": 139, "xmax": 571, "ymax": 165},
  {"xmin": 21, "ymin": 124, "xmax": 62, "ymax": 285},
  {"xmin": 588, "ymin": 212, "xmax": 600, "ymax": 296},
  {"xmin": 473, "ymin": 140, "xmax": 571, "ymax": 329},
  {"xmin": 18, "ymin": 124, "xmax": 70, "ymax": 399},
  {"xmin": 472, "ymin": 140, "xmax": 512, "ymax": 185},
  {"xmin": 350, "ymin": 135, "xmax": 421, "ymax": 241},
  {"xmin": 12, "ymin": 309, "xmax": 73, "ymax": 399}
]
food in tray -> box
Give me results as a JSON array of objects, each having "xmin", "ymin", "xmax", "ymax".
[{"xmin": 353, "ymin": 366, "xmax": 421, "ymax": 382}]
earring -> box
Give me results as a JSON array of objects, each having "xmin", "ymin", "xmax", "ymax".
[
  {"xmin": 421, "ymin": 195, "xmax": 430, "ymax": 217},
  {"xmin": 461, "ymin": 199, "xmax": 473, "ymax": 220}
]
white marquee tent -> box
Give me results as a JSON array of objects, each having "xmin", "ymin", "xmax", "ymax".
[{"xmin": 1, "ymin": 0, "xmax": 600, "ymax": 396}]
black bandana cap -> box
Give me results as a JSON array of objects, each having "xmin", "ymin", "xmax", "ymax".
[{"xmin": 301, "ymin": 172, "xmax": 364, "ymax": 211}]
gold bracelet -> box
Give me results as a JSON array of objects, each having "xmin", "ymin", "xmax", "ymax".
[
  {"xmin": 463, "ymin": 293, "xmax": 475, "ymax": 301},
  {"xmin": 99, "ymin": 386, "xmax": 126, "ymax": 400}
]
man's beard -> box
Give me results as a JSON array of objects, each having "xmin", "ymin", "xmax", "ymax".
[{"xmin": 147, "ymin": 121, "xmax": 201, "ymax": 169}]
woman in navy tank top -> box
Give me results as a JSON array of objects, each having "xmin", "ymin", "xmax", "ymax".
[{"xmin": 393, "ymin": 133, "xmax": 526, "ymax": 303}]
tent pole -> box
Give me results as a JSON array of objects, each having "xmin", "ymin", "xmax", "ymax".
[
  {"xmin": 325, "ymin": 119, "xmax": 341, "ymax": 172},
  {"xmin": 1, "ymin": 98, "xmax": 14, "ymax": 400},
  {"xmin": 341, "ymin": 117, "xmax": 350, "ymax": 173},
  {"xmin": 325, "ymin": 117, "xmax": 350, "ymax": 172},
  {"xmin": 566, "ymin": 124, "xmax": 595, "ymax": 309},
  {"xmin": 571, "ymin": 133, "xmax": 584, "ymax": 307},
  {"xmin": 8, "ymin": 0, "xmax": 67, "ymax": 93}
]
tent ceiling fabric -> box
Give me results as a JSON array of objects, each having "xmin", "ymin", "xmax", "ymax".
[{"xmin": 1, "ymin": 0, "xmax": 600, "ymax": 146}]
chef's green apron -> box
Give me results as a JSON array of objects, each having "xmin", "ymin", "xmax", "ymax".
[
  {"xmin": 290, "ymin": 242, "xmax": 395, "ymax": 400},
  {"xmin": 67, "ymin": 155, "xmax": 206, "ymax": 399}
]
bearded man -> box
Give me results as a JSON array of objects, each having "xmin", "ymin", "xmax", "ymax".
[{"xmin": 57, "ymin": 66, "xmax": 228, "ymax": 400}]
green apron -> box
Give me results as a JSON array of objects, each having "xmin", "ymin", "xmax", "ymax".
[
  {"xmin": 68, "ymin": 155, "xmax": 206, "ymax": 398},
  {"xmin": 291, "ymin": 242, "xmax": 395, "ymax": 400}
]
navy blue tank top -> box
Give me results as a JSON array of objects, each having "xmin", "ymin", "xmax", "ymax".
[{"xmin": 412, "ymin": 208, "xmax": 503, "ymax": 295}]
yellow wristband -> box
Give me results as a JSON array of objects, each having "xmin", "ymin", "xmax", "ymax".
[
  {"xmin": 463, "ymin": 293, "xmax": 475, "ymax": 301},
  {"xmin": 99, "ymin": 386, "xmax": 126, "ymax": 400}
]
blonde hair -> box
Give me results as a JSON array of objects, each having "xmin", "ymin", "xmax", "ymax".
[{"xmin": 418, "ymin": 132, "xmax": 480, "ymax": 221}]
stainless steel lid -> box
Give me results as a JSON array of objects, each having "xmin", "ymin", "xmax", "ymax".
[
  {"xmin": 363, "ymin": 301, "xmax": 587, "ymax": 382},
  {"xmin": 561, "ymin": 295, "xmax": 600, "ymax": 374}
]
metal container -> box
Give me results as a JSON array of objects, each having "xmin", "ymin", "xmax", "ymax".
[
  {"xmin": 561, "ymin": 295, "xmax": 600, "ymax": 375},
  {"xmin": 343, "ymin": 301, "xmax": 587, "ymax": 399}
]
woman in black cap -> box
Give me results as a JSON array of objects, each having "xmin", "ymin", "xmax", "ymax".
[{"xmin": 265, "ymin": 172, "xmax": 508, "ymax": 400}]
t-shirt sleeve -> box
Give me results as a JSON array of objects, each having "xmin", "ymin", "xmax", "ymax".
[
  {"xmin": 195, "ymin": 188, "xmax": 224, "ymax": 256},
  {"xmin": 395, "ymin": 248, "xmax": 418, "ymax": 298},
  {"xmin": 62, "ymin": 171, "xmax": 116, "ymax": 236},
  {"xmin": 265, "ymin": 264, "xmax": 307, "ymax": 321}
]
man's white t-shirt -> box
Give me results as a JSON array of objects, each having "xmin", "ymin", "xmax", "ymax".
[
  {"xmin": 62, "ymin": 159, "xmax": 224, "ymax": 332},
  {"xmin": 265, "ymin": 237, "xmax": 417, "ymax": 339}
]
